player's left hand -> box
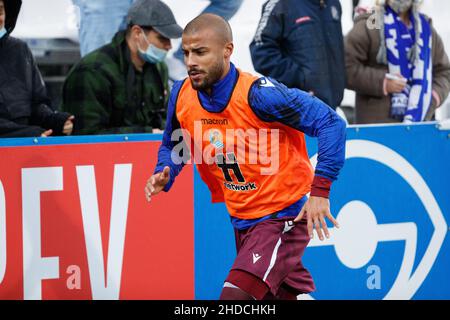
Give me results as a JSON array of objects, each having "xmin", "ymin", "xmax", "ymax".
[{"xmin": 294, "ymin": 196, "xmax": 339, "ymax": 241}]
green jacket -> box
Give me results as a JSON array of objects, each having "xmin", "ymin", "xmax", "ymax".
[{"xmin": 62, "ymin": 31, "xmax": 169, "ymax": 135}]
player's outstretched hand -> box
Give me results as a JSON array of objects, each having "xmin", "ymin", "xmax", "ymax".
[
  {"xmin": 294, "ymin": 196, "xmax": 339, "ymax": 241},
  {"xmin": 145, "ymin": 166, "xmax": 170, "ymax": 202}
]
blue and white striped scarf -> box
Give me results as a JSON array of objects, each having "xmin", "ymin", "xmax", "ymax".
[{"xmin": 384, "ymin": 6, "xmax": 433, "ymax": 122}]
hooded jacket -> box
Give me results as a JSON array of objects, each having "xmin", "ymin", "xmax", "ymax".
[
  {"xmin": 250, "ymin": 0, "xmax": 346, "ymax": 109},
  {"xmin": 3, "ymin": 0, "xmax": 20, "ymax": 33},
  {"xmin": 0, "ymin": 0, "xmax": 71, "ymax": 137}
]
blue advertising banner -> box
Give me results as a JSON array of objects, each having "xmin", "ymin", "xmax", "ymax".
[
  {"xmin": 1, "ymin": 123, "xmax": 448, "ymax": 300},
  {"xmin": 194, "ymin": 123, "xmax": 450, "ymax": 300}
]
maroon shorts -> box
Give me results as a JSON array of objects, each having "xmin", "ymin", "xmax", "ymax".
[{"xmin": 224, "ymin": 217, "xmax": 315, "ymax": 299}]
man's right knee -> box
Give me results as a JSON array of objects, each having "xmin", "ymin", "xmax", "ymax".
[
  {"xmin": 219, "ymin": 282, "xmax": 255, "ymax": 300},
  {"xmin": 221, "ymin": 270, "xmax": 270, "ymax": 300}
]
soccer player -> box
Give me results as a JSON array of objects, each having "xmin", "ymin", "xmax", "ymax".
[{"xmin": 145, "ymin": 14, "xmax": 347, "ymax": 300}]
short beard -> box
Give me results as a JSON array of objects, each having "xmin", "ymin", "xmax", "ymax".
[{"xmin": 190, "ymin": 62, "xmax": 224, "ymax": 92}]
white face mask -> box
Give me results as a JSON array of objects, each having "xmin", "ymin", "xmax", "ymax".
[
  {"xmin": 389, "ymin": 0, "xmax": 413, "ymax": 14},
  {"xmin": 137, "ymin": 29, "xmax": 168, "ymax": 64}
]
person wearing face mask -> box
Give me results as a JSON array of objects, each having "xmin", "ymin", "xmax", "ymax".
[
  {"xmin": 345, "ymin": 0, "xmax": 450, "ymax": 124},
  {"xmin": 62, "ymin": 0, "xmax": 182, "ymax": 135},
  {"xmin": 0, "ymin": 0, "xmax": 74, "ymax": 138}
]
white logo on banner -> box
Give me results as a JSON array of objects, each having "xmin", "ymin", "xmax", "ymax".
[
  {"xmin": 76, "ymin": 164, "xmax": 132, "ymax": 300},
  {"xmin": 18, "ymin": 164, "xmax": 132, "ymax": 300},
  {"xmin": 305, "ymin": 140, "xmax": 447, "ymax": 300},
  {"xmin": 22, "ymin": 167, "xmax": 63, "ymax": 300}
]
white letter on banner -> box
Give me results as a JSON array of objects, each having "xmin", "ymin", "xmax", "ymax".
[
  {"xmin": 76, "ymin": 164, "xmax": 132, "ymax": 300},
  {"xmin": 0, "ymin": 180, "xmax": 6, "ymax": 284},
  {"xmin": 22, "ymin": 167, "xmax": 62, "ymax": 300}
]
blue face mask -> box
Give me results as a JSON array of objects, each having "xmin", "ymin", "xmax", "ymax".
[
  {"xmin": 138, "ymin": 31, "xmax": 168, "ymax": 64},
  {"xmin": 0, "ymin": 27, "xmax": 6, "ymax": 39}
]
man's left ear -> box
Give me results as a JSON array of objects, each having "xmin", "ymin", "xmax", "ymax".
[{"xmin": 224, "ymin": 42, "xmax": 234, "ymax": 59}]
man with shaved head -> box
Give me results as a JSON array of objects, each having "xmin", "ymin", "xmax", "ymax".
[
  {"xmin": 182, "ymin": 14, "xmax": 234, "ymax": 93},
  {"xmin": 145, "ymin": 14, "xmax": 347, "ymax": 300},
  {"xmin": 167, "ymin": 0, "xmax": 243, "ymax": 81}
]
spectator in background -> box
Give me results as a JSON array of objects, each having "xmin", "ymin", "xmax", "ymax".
[
  {"xmin": 73, "ymin": 0, "xmax": 244, "ymax": 73},
  {"xmin": 167, "ymin": 0, "xmax": 244, "ymax": 80},
  {"xmin": 62, "ymin": 0, "xmax": 182, "ymax": 135},
  {"xmin": 345, "ymin": 0, "xmax": 450, "ymax": 124},
  {"xmin": 0, "ymin": 0, "xmax": 74, "ymax": 138},
  {"xmin": 73, "ymin": 0, "xmax": 135, "ymax": 57},
  {"xmin": 249, "ymin": 0, "xmax": 345, "ymax": 110},
  {"xmin": 353, "ymin": 0, "xmax": 374, "ymax": 19}
]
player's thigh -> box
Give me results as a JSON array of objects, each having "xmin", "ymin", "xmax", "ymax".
[{"xmin": 228, "ymin": 218, "xmax": 310, "ymax": 296}]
